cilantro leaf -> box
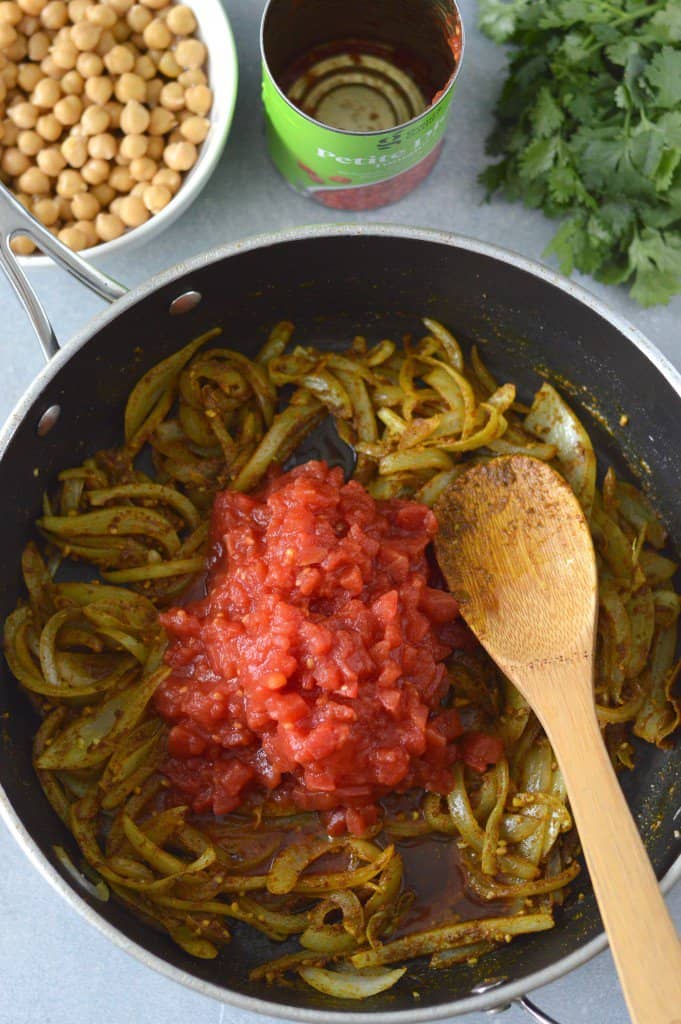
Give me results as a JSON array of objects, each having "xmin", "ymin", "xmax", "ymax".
[
  {"xmin": 478, "ymin": 0, "xmax": 681, "ymax": 304},
  {"xmin": 532, "ymin": 87, "xmax": 564, "ymax": 137},
  {"xmin": 477, "ymin": 0, "xmax": 529, "ymax": 44},
  {"xmin": 645, "ymin": 46, "xmax": 681, "ymax": 108}
]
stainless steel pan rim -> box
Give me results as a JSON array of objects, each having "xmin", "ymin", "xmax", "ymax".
[{"xmin": 0, "ymin": 222, "xmax": 679, "ymax": 1022}]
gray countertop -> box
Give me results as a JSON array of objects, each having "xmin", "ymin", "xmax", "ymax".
[{"xmin": 1, "ymin": 2, "xmax": 679, "ymax": 1023}]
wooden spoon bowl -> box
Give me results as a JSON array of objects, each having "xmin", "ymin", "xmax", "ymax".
[{"xmin": 435, "ymin": 454, "xmax": 681, "ymax": 1024}]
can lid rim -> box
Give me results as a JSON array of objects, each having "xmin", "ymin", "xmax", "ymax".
[{"xmin": 259, "ymin": 0, "xmax": 466, "ymax": 138}]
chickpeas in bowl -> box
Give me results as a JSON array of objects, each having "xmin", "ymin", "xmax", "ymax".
[{"xmin": 0, "ymin": 0, "xmax": 237, "ymax": 259}]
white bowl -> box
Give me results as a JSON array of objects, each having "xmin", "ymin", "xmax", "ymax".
[{"xmin": 19, "ymin": 0, "xmax": 238, "ymax": 267}]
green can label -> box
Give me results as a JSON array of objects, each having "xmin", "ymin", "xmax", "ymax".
[
  {"xmin": 262, "ymin": 66, "xmax": 456, "ymax": 209},
  {"xmin": 260, "ymin": 0, "xmax": 464, "ymax": 209}
]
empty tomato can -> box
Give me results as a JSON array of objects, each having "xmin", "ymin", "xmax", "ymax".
[{"xmin": 260, "ymin": 0, "xmax": 464, "ymax": 210}]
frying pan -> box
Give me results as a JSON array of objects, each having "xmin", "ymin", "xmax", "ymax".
[{"xmin": 0, "ymin": 189, "xmax": 679, "ymax": 1024}]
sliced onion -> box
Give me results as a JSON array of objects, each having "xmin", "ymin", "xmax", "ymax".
[{"xmin": 298, "ymin": 965, "xmax": 406, "ymax": 999}]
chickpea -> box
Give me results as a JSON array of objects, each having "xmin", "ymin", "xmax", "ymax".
[
  {"xmin": 52, "ymin": 42, "xmax": 78, "ymax": 69},
  {"xmin": 174, "ymin": 37, "xmax": 204, "ymax": 70},
  {"xmin": 145, "ymin": 133, "xmax": 161, "ymax": 159},
  {"xmin": 86, "ymin": 1, "xmax": 115, "ymax": 25},
  {"xmin": 58, "ymin": 223, "xmax": 87, "ymax": 248},
  {"xmin": 32, "ymin": 75, "xmax": 61, "ymax": 106},
  {"xmin": 0, "ymin": 76, "xmax": 6, "ymax": 101},
  {"xmin": 40, "ymin": 55, "xmax": 64, "ymax": 78},
  {"xmin": 144, "ymin": 75, "xmax": 160, "ymax": 104},
  {"xmin": 159, "ymin": 80, "xmax": 183, "ymax": 111},
  {"xmin": 61, "ymin": 133, "xmax": 87, "ymax": 165},
  {"xmin": 141, "ymin": 180, "xmax": 168, "ymax": 212},
  {"xmin": 36, "ymin": 144, "xmax": 65, "ymax": 174},
  {"xmin": 184, "ymin": 82, "xmax": 210, "ymax": 115},
  {"xmin": 8, "ymin": 99, "xmax": 37, "ymax": 126},
  {"xmin": 82, "ymin": 74, "xmax": 106, "ymax": 103},
  {"xmin": 147, "ymin": 104, "xmax": 173, "ymax": 135},
  {"xmin": 67, "ymin": 0, "xmax": 93, "ymax": 21},
  {"xmin": 17, "ymin": 60, "xmax": 41, "ymax": 90},
  {"xmin": 0, "ymin": 2, "xmax": 22, "ymax": 25},
  {"xmin": 179, "ymin": 113, "xmax": 207, "ymax": 144},
  {"xmin": 73, "ymin": 217, "xmax": 97, "ymax": 245},
  {"xmin": 156, "ymin": 50, "xmax": 179, "ymax": 78},
  {"xmin": 35, "ymin": 111, "xmax": 60, "ymax": 138},
  {"xmin": 17, "ymin": 126, "xmax": 42, "ymax": 153},
  {"xmin": 129, "ymin": 179, "xmax": 146, "ymax": 196},
  {"xmin": 80, "ymin": 102, "xmax": 109, "ymax": 133},
  {"xmin": 60, "ymin": 68, "xmax": 83, "ymax": 93},
  {"xmin": 118, "ymin": 96, "xmax": 145, "ymax": 133},
  {"xmin": 117, "ymin": 191, "xmax": 147, "ymax": 225},
  {"xmin": 107, "ymin": 0, "xmax": 132, "ymax": 11},
  {"xmin": 163, "ymin": 138, "xmax": 194, "ymax": 171},
  {"xmin": 86, "ymin": 131, "xmax": 112, "ymax": 159},
  {"xmin": 177, "ymin": 67, "xmax": 204, "ymax": 88},
  {"xmin": 5, "ymin": 33, "xmax": 28, "ymax": 61},
  {"xmin": 112, "ymin": 18, "xmax": 129, "ymax": 41},
  {"xmin": 166, "ymin": 3, "xmax": 194, "ymax": 35},
  {"xmin": 34, "ymin": 112, "xmax": 59, "ymax": 140},
  {"xmin": 108, "ymin": 162, "xmax": 132, "ymax": 190},
  {"xmin": 1, "ymin": 145, "xmax": 29, "ymax": 174},
  {"xmin": 54, "ymin": 93, "xmax": 81, "ymax": 124},
  {"xmin": 118, "ymin": 129, "xmax": 145, "ymax": 159},
  {"xmin": 17, "ymin": 164, "xmax": 50, "ymax": 192},
  {"xmin": 0, "ymin": 21, "xmax": 17, "ymax": 45},
  {"xmin": 141, "ymin": 16, "xmax": 166, "ymax": 48},
  {"xmin": 1, "ymin": 60, "xmax": 19, "ymax": 85},
  {"xmin": 56, "ymin": 165, "xmax": 85, "ymax": 194},
  {"xmin": 125, "ymin": 2, "xmax": 149, "ymax": 30},
  {"xmin": 138, "ymin": 0, "xmax": 166, "ymax": 9},
  {"xmin": 102, "ymin": 97, "xmax": 120, "ymax": 126},
  {"xmin": 102, "ymin": 40, "xmax": 132, "ymax": 72},
  {"xmin": 8, "ymin": 100, "xmax": 37, "ymax": 130},
  {"xmin": 20, "ymin": 0, "xmax": 48, "ymax": 13},
  {"xmin": 90, "ymin": 179, "xmax": 113, "ymax": 203},
  {"xmin": 70, "ymin": 18, "xmax": 99, "ymax": 49},
  {"xmin": 32, "ymin": 194, "xmax": 59, "ymax": 223},
  {"xmin": 75, "ymin": 49, "xmax": 102, "ymax": 75},
  {"xmin": 27, "ymin": 28, "xmax": 49, "ymax": 58},
  {"xmin": 151, "ymin": 164, "xmax": 178, "ymax": 192},
  {"xmin": 128, "ymin": 153, "xmax": 155, "ymax": 180},
  {"xmin": 95, "ymin": 26, "xmax": 114, "ymax": 53},
  {"xmin": 80, "ymin": 155, "xmax": 107, "ymax": 182},
  {"xmin": 133, "ymin": 52, "xmax": 153, "ymax": 78},
  {"xmin": 2, "ymin": 115, "xmax": 18, "ymax": 143},
  {"xmin": 108, "ymin": 193, "xmax": 123, "ymax": 214},
  {"xmin": 18, "ymin": 13, "xmax": 38, "ymax": 32},
  {"xmin": 69, "ymin": 188, "xmax": 99, "ymax": 218},
  {"xmin": 114, "ymin": 69, "xmax": 144, "ymax": 101},
  {"xmin": 94, "ymin": 208, "xmax": 123, "ymax": 239},
  {"xmin": 10, "ymin": 234, "xmax": 36, "ymax": 254}
]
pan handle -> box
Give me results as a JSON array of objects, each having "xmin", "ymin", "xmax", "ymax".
[
  {"xmin": 515, "ymin": 995, "xmax": 563, "ymax": 1023},
  {"xmin": 0, "ymin": 181, "xmax": 127, "ymax": 361}
]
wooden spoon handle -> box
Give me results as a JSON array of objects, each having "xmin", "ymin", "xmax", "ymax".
[{"xmin": 543, "ymin": 682, "xmax": 681, "ymax": 1024}]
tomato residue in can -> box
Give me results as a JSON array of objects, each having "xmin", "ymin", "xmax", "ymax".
[{"xmin": 155, "ymin": 461, "xmax": 503, "ymax": 835}]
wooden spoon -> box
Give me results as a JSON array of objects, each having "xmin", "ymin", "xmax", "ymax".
[{"xmin": 434, "ymin": 454, "xmax": 681, "ymax": 1024}]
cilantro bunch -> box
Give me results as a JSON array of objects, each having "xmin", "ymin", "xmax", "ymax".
[{"xmin": 478, "ymin": 0, "xmax": 681, "ymax": 306}]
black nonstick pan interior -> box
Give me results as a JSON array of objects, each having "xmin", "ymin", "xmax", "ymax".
[{"xmin": 0, "ymin": 228, "xmax": 679, "ymax": 1019}]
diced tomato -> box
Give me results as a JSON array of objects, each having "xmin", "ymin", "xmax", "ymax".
[
  {"xmin": 155, "ymin": 460, "xmax": 498, "ymax": 834},
  {"xmin": 460, "ymin": 732, "xmax": 505, "ymax": 772}
]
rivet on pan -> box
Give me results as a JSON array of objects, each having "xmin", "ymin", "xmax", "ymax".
[
  {"xmin": 169, "ymin": 290, "xmax": 202, "ymax": 315},
  {"xmin": 37, "ymin": 404, "xmax": 61, "ymax": 436}
]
